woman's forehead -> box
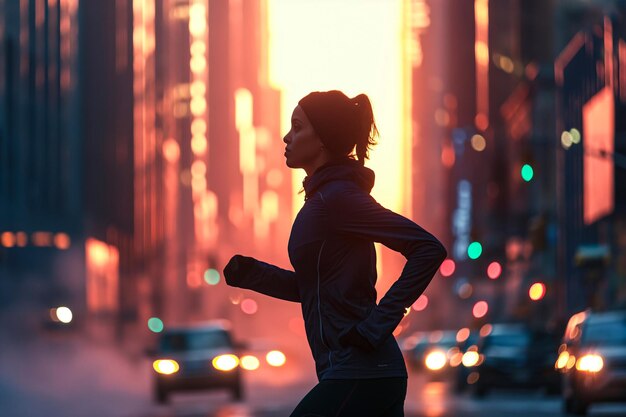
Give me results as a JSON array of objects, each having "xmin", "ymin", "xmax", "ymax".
[{"xmin": 291, "ymin": 105, "xmax": 308, "ymax": 122}]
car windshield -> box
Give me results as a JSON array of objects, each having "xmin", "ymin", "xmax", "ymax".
[
  {"xmin": 160, "ymin": 329, "xmax": 231, "ymax": 352},
  {"xmin": 583, "ymin": 317, "xmax": 626, "ymax": 345}
]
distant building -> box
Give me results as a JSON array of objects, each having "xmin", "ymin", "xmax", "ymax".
[
  {"xmin": 0, "ymin": 0, "xmax": 292, "ymax": 345},
  {"xmin": 554, "ymin": 1, "xmax": 626, "ymax": 314},
  {"xmin": 0, "ymin": 0, "xmax": 85, "ymax": 314}
]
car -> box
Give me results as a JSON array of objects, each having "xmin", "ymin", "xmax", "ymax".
[
  {"xmin": 421, "ymin": 330, "xmax": 459, "ymax": 379},
  {"xmin": 469, "ymin": 323, "xmax": 561, "ymax": 397},
  {"xmin": 403, "ymin": 330, "xmax": 459, "ymax": 378},
  {"xmin": 400, "ymin": 331, "xmax": 429, "ymax": 370},
  {"xmin": 452, "ymin": 328, "xmax": 481, "ymax": 393},
  {"xmin": 149, "ymin": 322, "xmax": 244, "ymax": 403},
  {"xmin": 557, "ymin": 309, "xmax": 626, "ymax": 415}
]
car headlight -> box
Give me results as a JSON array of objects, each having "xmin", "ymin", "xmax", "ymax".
[
  {"xmin": 462, "ymin": 351, "xmax": 480, "ymax": 367},
  {"xmin": 212, "ymin": 354, "xmax": 239, "ymax": 371},
  {"xmin": 425, "ymin": 350, "xmax": 447, "ymax": 370},
  {"xmin": 240, "ymin": 355, "xmax": 260, "ymax": 370},
  {"xmin": 266, "ymin": 350, "xmax": 287, "ymax": 367},
  {"xmin": 576, "ymin": 354, "xmax": 604, "ymax": 373},
  {"xmin": 555, "ymin": 351, "xmax": 570, "ymax": 370},
  {"xmin": 153, "ymin": 359, "xmax": 180, "ymax": 375},
  {"xmin": 558, "ymin": 352, "xmax": 577, "ymax": 370}
]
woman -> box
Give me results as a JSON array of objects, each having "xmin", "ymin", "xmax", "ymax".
[{"xmin": 224, "ymin": 90, "xmax": 447, "ymax": 417}]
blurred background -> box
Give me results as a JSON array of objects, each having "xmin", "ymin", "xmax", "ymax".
[{"xmin": 1, "ymin": 0, "xmax": 626, "ymax": 416}]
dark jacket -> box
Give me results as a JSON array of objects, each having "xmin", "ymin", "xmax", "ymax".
[{"xmin": 224, "ymin": 159, "xmax": 447, "ymax": 380}]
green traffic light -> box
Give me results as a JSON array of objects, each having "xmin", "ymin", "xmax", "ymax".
[
  {"xmin": 521, "ymin": 164, "xmax": 534, "ymax": 182},
  {"xmin": 468, "ymin": 242, "xmax": 483, "ymax": 259},
  {"xmin": 148, "ymin": 317, "xmax": 164, "ymax": 333}
]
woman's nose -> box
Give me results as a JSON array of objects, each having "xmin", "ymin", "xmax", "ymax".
[{"xmin": 283, "ymin": 132, "xmax": 290, "ymax": 144}]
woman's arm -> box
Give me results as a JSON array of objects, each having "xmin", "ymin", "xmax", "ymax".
[
  {"xmin": 223, "ymin": 255, "xmax": 300, "ymax": 302},
  {"xmin": 327, "ymin": 187, "xmax": 447, "ymax": 349}
]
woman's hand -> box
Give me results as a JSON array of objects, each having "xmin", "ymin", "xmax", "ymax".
[
  {"xmin": 223, "ymin": 254, "xmax": 255, "ymax": 286},
  {"xmin": 339, "ymin": 326, "xmax": 375, "ymax": 352}
]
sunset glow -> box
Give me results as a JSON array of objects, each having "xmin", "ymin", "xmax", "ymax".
[{"xmin": 268, "ymin": 0, "xmax": 410, "ymax": 216}]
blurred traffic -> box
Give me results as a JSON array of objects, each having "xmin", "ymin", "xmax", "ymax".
[{"xmin": 556, "ymin": 309, "xmax": 626, "ymax": 415}]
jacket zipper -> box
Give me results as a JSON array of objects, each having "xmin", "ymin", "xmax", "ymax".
[{"xmin": 316, "ymin": 239, "xmax": 333, "ymax": 368}]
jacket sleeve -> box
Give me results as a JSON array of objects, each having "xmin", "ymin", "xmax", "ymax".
[
  {"xmin": 223, "ymin": 255, "xmax": 300, "ymax": 303},
  {"xmin": 325, "ymin": 187, "xmax": 447, "ymax": 348}
]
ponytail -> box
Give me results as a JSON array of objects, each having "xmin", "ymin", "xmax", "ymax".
[
  {"xmin": 351, "ymin": 94, "xmax": 379, "ymax": 165},
  {"xmin": 298, "ymin": 90, "xmax": 379, "ymax": 163}
]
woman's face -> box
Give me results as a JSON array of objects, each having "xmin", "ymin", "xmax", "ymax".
[{"xmin": 283, "ymin": 105, "xmax": 327, "ymax": 174}]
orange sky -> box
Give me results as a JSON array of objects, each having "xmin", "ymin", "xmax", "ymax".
[{"xmin": 267, "ymin": 0, "xmax": 411, "ymax": 217}]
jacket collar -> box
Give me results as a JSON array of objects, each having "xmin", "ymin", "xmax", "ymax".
[{"xmin": 302, "ymin": 158, "xmax": 375, "ymax": 200}]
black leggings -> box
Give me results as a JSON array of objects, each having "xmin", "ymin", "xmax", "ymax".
[{"xmin": 289, "ymin": 377, "xmax": 407, "ymax": 417}]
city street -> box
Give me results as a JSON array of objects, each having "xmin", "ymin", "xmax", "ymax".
[
  {"xmin": 2, "ymin": 307, "xmax": 626, "ymax": 417},
  {"xmin": 2, "ymin": 1, "xmax": 626, "ymax": 417}
]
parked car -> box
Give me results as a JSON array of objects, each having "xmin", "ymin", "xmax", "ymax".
[
  {"xmin": 557, "ymin": 309, "xmax": 626, "ymax": 415},
  {"xmin": 149, "ymin": 322, "xmax": 244, "ymax": 403},
  {"xmin": 453, "ymin": 328, "xmax": 481, "ymax": 393},
  {"xmin": 470, "ymin": 323, "xmax": 561, "ymax": 397}
]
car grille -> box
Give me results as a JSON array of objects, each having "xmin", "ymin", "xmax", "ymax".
[{"xmin": 180, "ymin": 359, "xmax": 214, "ymax": 375}]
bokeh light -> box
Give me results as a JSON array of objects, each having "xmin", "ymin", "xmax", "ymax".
[
  {"xmin": 561, "ymin": 131, "xmax": 573, "ymax": 149},
  {"xmin": 241, "ymin": 298, "xmax": 258, "ymax": 315},
  {"xmin": 266, "ymin": 350, "xmax": 286, "ymax": 367},
  {"xmin": 467, "ymin": 371, "xmax": 480, "ymax": 384},
  {"xmin": 471, "ymin": 134, "xmax": 486, "ymax": 151},
  {"xmin": 479, "ymin": 323, "xmax": 493, "ymax": 337},
  {"xmin": 153, "ymin": 359, "xmax": 179, "ymax": 375},
  {"xmin": 212, "ymin": 354, "xmax": 239, "ymax": 371},
  {"xmin": 162, "ymin": 138, "xmax": 180, "ymax": 163},
  {"xmin": 412, "ymin": 294, "xmax": 428, "ymax": 311},
  {"xmin": 467, "ymin": 242, "xmax": 483, "ymax": 259},
  {"xmin": 148, "ymin": 317, "xmax": 164, "ymax": 333},
  {"xmin": 53, "ymin": 233, "xmax": 71, "ymax": 250},
  {"xmin": 472, "ymin": 301, "xmax": 488, "ymax": 318},
  {"xmin": 456, "ymin": 327, "xmax": 470, "ymax": 343},
  {"xmin": 240, "ymin": 355, "xmax": 260, "ymax": 371},
  {"xmin": 15, "ymin": 232, "xmax": 27, "ymax": 247},
  {"xmin": 204, "ymin": 268, "xmax": 220, "ymax": 285},
  {"xmin": 1, "ymin": 232, "xmax": 15, "ymax": 247},
  {"xmin": 529, "ymin": 282, "xmax": 546, "ymax": 300},
  {"xmin": 441, "ymin": 144, "xmax": 455, "ymax": 168},
  {"xmin": 56, "ymin": 306, "xmax": 73, "ymax": 324},
  {"xmin": 425, "ymin": 350, "xmax": 447, "ymax": 370},
  {"xmin": 521, "ymin": 164, "xmax": 534, "ymax": 182},
  {"xmin": 439, "ymin": 259, "xmax": 456, "ymax": 277},
  {"xmin": 487, "ymin": 261, "xmax": 502, "ymax": 279}
]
